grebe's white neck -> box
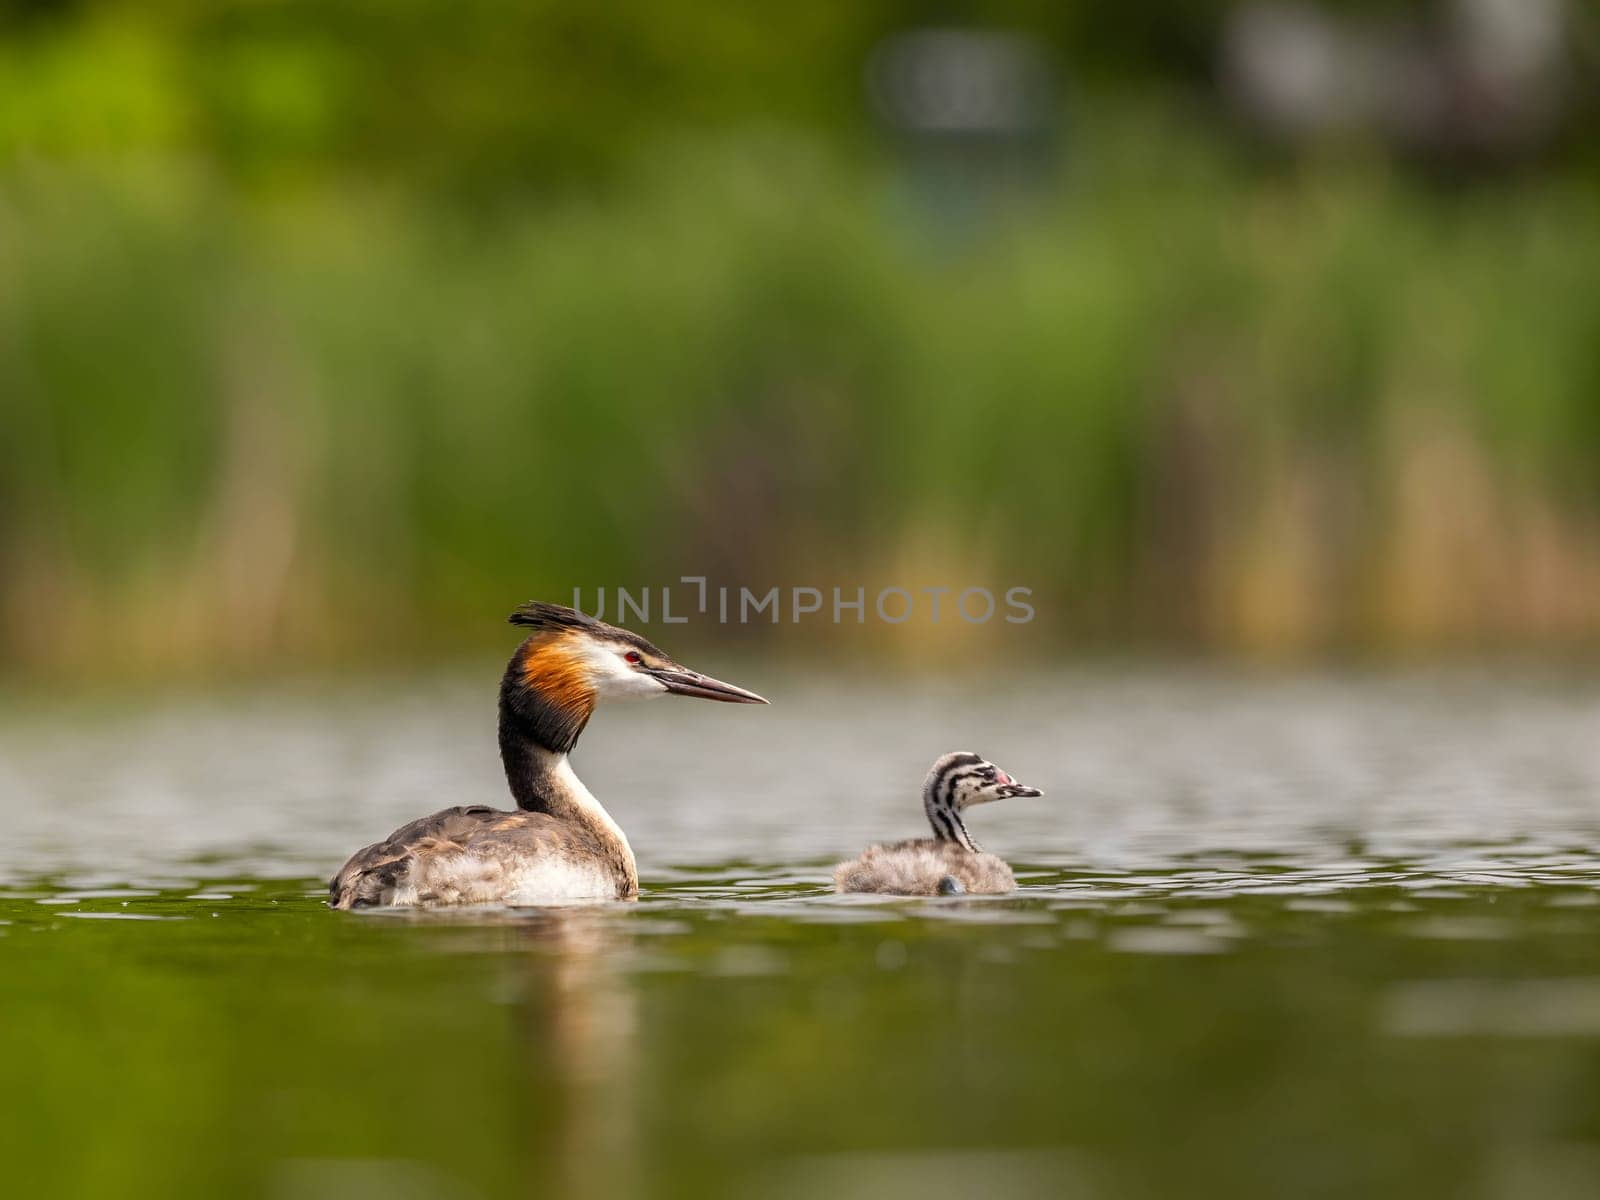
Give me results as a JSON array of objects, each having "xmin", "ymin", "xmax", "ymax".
[
  {"xmin": 504, "ymin": 739, "xmax": 637, "ymax": 896},
  {"xmin": 548, "ymin": 752, "xmax": 632, "ymax": 863}
]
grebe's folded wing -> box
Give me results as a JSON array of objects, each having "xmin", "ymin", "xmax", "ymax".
[
  {"xmin": 329, "ymin": 805, "xmax": 505, "ymax": 909},
  {"xmin": 329, "ymin": 806, "xmax": 616, "ymax": 909}
]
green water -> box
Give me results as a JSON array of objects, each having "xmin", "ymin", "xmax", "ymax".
[
  {"xmin": 8, "ymin": 877, "xmax": 1600, "ymax": 1199},
  {"xmin": 5, "ymin": 671, "xmax": 1600, "ymax": 1198}
]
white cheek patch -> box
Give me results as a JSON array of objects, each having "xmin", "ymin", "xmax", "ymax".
[
  {"xmin": 958, "ymin": 774, "xmax": 1001, "ymax": 806},
  {"xmin": 577, "ymin": 641, "xmax": 669, "ymax": 701}
]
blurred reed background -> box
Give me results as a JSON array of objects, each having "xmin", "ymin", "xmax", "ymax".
[{"xmin": 1, "ymin": 1, "xmax": 1597, "ymax": 679}]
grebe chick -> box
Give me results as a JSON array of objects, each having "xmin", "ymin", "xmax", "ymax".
[
  {"xmin": 330, "ymin": 602, "xmax": 767, "ymax": 909},
  {"xmin": 833, "ymin": 752, "xmax": 1040, "ymax": 896}
]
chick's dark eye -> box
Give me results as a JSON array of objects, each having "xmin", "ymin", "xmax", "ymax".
[{"xmin": 624, "ymin": 651, "xmax": 643, "ymax": 666}]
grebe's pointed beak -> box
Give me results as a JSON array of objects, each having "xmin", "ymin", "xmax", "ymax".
[
  {"xmin": 649, "ymin": 667, "xmax": 768, "ymax": 704},
  {"xmin": 990, "ymin": 768, "xmax": 1041, "ymax": 800},
  {"xmin": 997, "ymin": 783, "xmax": 1042, "ymax": 799}
]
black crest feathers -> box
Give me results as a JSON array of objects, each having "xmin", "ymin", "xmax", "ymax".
[
  {"xmin": 506, "ymin": 600, "xmax": 666, "ymax": 660},
  {"xmin": 507, "ymin": 601, "xmax": 605, "ymax": 633}
]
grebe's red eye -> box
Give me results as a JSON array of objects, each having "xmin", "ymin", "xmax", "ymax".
[{"xmin": 624, "ymin": 651, "xmax": 643, "ymax": 666}]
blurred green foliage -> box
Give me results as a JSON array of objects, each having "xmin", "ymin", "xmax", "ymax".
[
  {"xmin": 18, "ymin": 2, "xmax": 1559, "ymax": 193},
  {"xmin": 0, "ymin": 1, "xmax": 1247, "ymax": 190},
  {"xmin": 1, "ymin": 3, "xmax": 1598, "ymax": 674}
]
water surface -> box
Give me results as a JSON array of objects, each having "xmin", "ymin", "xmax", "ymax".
[{"xmin": 5, "ymin": 668, "xmax": 1600, "ymax": 1198}]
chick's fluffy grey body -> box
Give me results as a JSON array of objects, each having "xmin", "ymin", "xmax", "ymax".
[{"xmin": 833, "ymin": 837, "xmax": 1017, "ymax": 896}]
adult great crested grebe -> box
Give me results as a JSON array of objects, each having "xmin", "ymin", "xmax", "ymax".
[
  {"xmin": 833, "ymin": 752, "xmax": 1040, "ymax": 896},
  {"xmin": 329, "ymin": 602, "xmax": 767, "ymax": 909}
]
